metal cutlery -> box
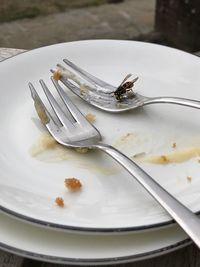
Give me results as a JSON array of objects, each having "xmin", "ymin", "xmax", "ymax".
[
  {"xmin": 51, "ymin": 59, "xmax": 200, "ymax": 113},
  {"xmin": 29, "ymin": 77, "xmax": 200, "ymax": 248}
]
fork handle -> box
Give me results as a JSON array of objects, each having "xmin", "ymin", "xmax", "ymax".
[
  {"xmin": 144, "ymin": 96, "xmax": 200, "ymax": 109},
  {"xmin": 96, "ymin": 143, "xmax": 200, "ymax": 248}
]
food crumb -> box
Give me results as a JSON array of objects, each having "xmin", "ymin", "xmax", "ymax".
[
  {"xmin": 198, "ymin": 159, "xmax": 200, "ymax": 163},
  {"xmin": 132, "ymin": 152, "xmax": 146, "ymax": 159},
  {"xmin": 160, "ymin": 155, "xmax": 170, "ymax": 163},
  {"xmin": 121, "ymin": 133, "xmax": 132, "ymax": 141},
  {"xmin": 85, "ymin": 113, "xmax": 96, "ymax": 123},
  {"xmin": 53, "ymin": 70, "xmax": 62, "ymax": 81},
  {"xmin": 187, "ymin": 176, "xmax": 192, "ymax": 183},
  {"xmin": 80, "ymin": 84, "xmax": 89, "ymax": 94},
  {"xmin": 55, "ymin": 197, "xmax": 64, "ymax": 207},
  {"xmin": 75, "ymin": 147, "xmax": 89, "ymax": 153},
  {"xmin": 172, "ymin": 142, "xmax": 176, "ymax": 149},
  {"xmin": 65, "ymin": 177, "xmax": 82, "ymax": 192}
]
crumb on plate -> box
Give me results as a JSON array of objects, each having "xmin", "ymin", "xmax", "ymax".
[
  {"xmin": 172, "ymin": 142, "xmax": 176, "ymax": 149},
  {"xmin": 85, "ymin": 112, "xmax": 96, "ymax": 123},
  {"xmin": 187, "ymin": 176, "xmax": 192, "ymax": 183},
  {"xmin": 53, "ymin": 70, "xmax": 62, "ymax": 81},
  {"xmin": 80, "ymin": 84, "xmax": 89, "ymax": 94},
  {"xmin": 55, "ymin": 197, "xmax": 64, "ymax": 207},
  {"xmin": 132, "ymin": 152, "xmax": 146, "ymax": 159},
  {"xmin": 75, "ymin": 147, "xmax": 89, "ymax": 153},
  {"xmin": 65, "ymin": 177, "xmax": 82, "ymax": 192},
  {"xmin": 160, "ymin": 155, "xmax": 170, "ymax": 163}
]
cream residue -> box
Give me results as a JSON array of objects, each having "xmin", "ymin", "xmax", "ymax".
[
  {"xmin": 85, "ymin": 112, "xmax": 96, "ymax": 123},
  {"xmin": 57, "ymin": 67, "xmax": 82, "ymax": 86},
  {"xmin": 30, "ymin": 133, "xmax": 57, "ymax": 156},
  {"xmin": 115, "ymin": 132, "xmax": 200, "ymax": 165},
  {"xmin": 135, "ymin": 147, "xmax": 200, "ymax": 164},
  {"xmin": 80, "ymin": 84, "xmax": 90, "ymax": 95},
  {"xmin": 34, "ymin": 99, "xmax": 49, "ymax": 125},
  {"xmin": 30, "ymin": 133, "xmax": 118, "ymax": 175},
  {"xmin": 114, "ymin": 132, "xmax": 138, "ymax": 148},
  {"xmin": 54, "ymin": 66, "xmax": 91, "ymax": 95}
]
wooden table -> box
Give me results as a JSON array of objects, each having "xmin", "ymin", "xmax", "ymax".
[{"xmin": 0, "ymin": 48, "xmax": 200, "ymax": 267}]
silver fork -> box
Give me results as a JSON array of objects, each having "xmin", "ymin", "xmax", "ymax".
[
  {"xmin": 52, "ymin": 59, "xmax": 200, "ymax": 113},
  {"xmin": 29, "ymin": 78, "xmax": 200, "ymax": 248}
]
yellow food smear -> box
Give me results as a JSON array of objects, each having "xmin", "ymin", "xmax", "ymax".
[
  {"xmin": 75, "ymin": 147, "xmax": 89, "ymax": 154},
  {"xmin": 114, "ymin": 132, "xmax": 137, "ymax": 148},
  {"xmin": 30, "ymin": 134, "xmax": 90, "ymax": 156},
  {"xmin": 30, "ymin": 133, "xmax": 57, "ymax": 156},
  {"xmin": 85, "ymin": 113, "xmax": 96, "ymax": 123},
  {"xmin": 34, "ymin": 99, "xmax": 49, "ymax": 125},
  {"xmin": 30, "ymin": 134, "xmax": 118, "ymax": 175},
  {"xmin": 137, "ymin": 147, "xmax": 200, "ymax": 164}
]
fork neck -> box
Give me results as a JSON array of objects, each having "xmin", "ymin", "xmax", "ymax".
[
  {"xmin": 143, "ymin": 96, "xmax": 200, "ymax": 109},
  {"xmin": 93, "ymin": 142, "xmax": 132, "ymax": 164}
]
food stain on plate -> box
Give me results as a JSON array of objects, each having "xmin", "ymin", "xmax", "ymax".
[
  {"xmin": 137, "ymin": 146, "xmax": 200, "ymax": 164},
  {"xmin": 113, "ymin": 131, "xmax": 200, "ymax": 165},
  {"xmin": 29, "ymin": 133, "xmax": 119, "ymax": 175}
]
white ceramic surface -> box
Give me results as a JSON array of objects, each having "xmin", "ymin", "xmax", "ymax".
[
  {"xmin": 0, "ymin": 40, "xmax": 200, "ymax": 232},
  {"xmin": 0, "ymin": 211, "xmax": 190, "ymax": 265}
]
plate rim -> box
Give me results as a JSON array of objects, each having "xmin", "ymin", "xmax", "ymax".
[
  {"xmin": 0, "ymin": 240, "xmax": 191, "ymax": 265},
  {"xmin": 0, "ymin": 39, "xmax": 200, "ymax": 234},
  {"xmin": 0, "ymin": 229, "xmax": 191, "ymax": 265}
]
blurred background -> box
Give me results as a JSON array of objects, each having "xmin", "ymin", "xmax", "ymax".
[{"xmin": 0, "ymin": 0, "xmax": 199, "ymax": 52}]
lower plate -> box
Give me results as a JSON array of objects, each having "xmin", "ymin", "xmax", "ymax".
[{"xmin": 0, "ymin": 212, "xmax": 190, "ymax": 265}]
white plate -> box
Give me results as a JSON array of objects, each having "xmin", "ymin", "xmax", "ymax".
[
  {"xmin": 0, "ymin": 212, "xmax": 190, "ymax": 265},
  {"xmin": 0, "ymin": 40, "xmax": 200, "ymax": 233}
]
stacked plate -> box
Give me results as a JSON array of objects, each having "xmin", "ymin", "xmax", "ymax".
[{"xmin": 0, "ymin": 40, "xmax": 200, "ymax": 265}]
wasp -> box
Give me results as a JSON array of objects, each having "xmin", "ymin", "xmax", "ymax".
[{"xmin": 114, "ymin": 74, "xmax": 138, "ymax": 101}]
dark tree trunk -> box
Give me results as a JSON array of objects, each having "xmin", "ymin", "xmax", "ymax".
[{"xmin": 155, "ymin": 0, "xmax": 200, "ymax": 52}]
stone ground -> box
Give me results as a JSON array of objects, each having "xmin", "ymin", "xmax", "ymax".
[{"xmin": 0, "ymin": 0, "xmax": 155, "ymax": 50}]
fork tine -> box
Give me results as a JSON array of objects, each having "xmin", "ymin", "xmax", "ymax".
[
  {"xmin": 63, "ymin": 58, "xmax": 115, "ymax": 90},
  {"xmin": 29, "ymin": 82, "xmax": 61, "ymax": 134},
  {"xmin": 39, "ymin": 79, "xmax": 75, "ymax": 131},
  {"xmin": 51, "ymin": 77, "xmax": 91, "ymax": 127}
]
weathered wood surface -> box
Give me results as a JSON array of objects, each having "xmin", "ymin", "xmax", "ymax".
[
  {"xmin": 155, "ymin": 0, "xmax": 200, "ymax": 52},
  {"xmin": 0, "ymin": 48, "xmax": 200, "ymax": 267}
]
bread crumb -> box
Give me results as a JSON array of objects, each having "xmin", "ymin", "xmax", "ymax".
[
  {"xmin": 172, "ymin": 142, "xmax": 176, "ymax": 149},
  {"xmin": 55, "ymin": 197, "xmax": 64, "ymax": 207},
  {"xmin": 65, "ymin": 177, "xmax": 82, "ymax": 192},
  {"xmin": 85, "ymin": 113, "xmax": 96, "ymax": 123},
  {"xmin": 53, "ymin": 70, "xmax": 62, "ymax": 81},
  {"xmin": 187, "ymin": 176, "xmax": 192, "ymax": 183}
]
